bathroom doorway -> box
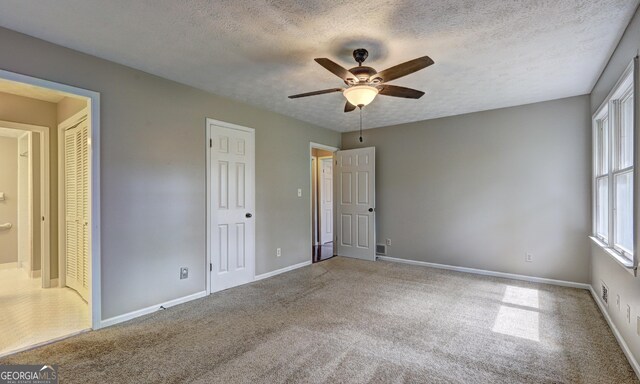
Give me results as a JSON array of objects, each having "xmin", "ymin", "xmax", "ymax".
[{"xmin": 310, "ymin": 143, "xmax": 337, "ymax": 263}]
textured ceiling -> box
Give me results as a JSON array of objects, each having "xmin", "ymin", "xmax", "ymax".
[{"xmin": 0, "ymin": 0, "xmax": 637, "ymax": 131}]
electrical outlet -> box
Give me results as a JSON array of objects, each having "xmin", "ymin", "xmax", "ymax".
[
  {"xmin": 617, "ymin": 294, "xmax": 621, "ymax": 310},
  {"xmin": 180, "ymin": 267, "xmax": 189, "ymax": 280},
  {"xmin": 297, "ymin": 188, "xmax": 302, "ymax": 197},
  {"xmin": 276, "ymin": 248, "xmax": 281, "ymax": 257},
  {"xmin": 386, "ymin": 238, "xmax": 391, "ymax": 246},
  {"xmin": 626, "ymin": 305, "xmax": 631, "ymax": 323},
  {"xmin": 525, "ymin": 253, "xmax": 533, "ymax": 263}
]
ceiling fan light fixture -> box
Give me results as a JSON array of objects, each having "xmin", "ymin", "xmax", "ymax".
[{"xmin": 343, "ymin": 85, "xmax": 379, "ymax": 107}]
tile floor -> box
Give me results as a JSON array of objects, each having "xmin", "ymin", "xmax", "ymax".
[{"xmin": 0, "ymin": 268, "xmax": 90, "ymax": 356}]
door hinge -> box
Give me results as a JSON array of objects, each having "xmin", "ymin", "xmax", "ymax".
[
  {"xmin": 209, "ymin": 263, "xmax": 212, "ymax": 272},
  {"xmin": 42, "ymin": 216, "xmax": 45, "ymax": 222},
  {"xmin": 209, "ymin": 138, "xmax": 212, "ymax": 148}
]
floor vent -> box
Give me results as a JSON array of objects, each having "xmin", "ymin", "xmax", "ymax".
[
  {"xmin": 376, "ymin": 244, "xmax": 387, "ymax": 255},
  {"xmin": 601, "ymin": 281, "xmax": 609, "ymax": 307}
]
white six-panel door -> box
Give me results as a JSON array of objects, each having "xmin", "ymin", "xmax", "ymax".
[
  {"xmin": 336, "ymin": 147, "xmax": 376, "ymax": 261},
  {"xmin": 319, "ymin": 157, "xmax": 333, "ymax": 244},
  {"xmin": 208, "ymin": 121, "xmax": 255, "ymax": 293},
  {"xmin": 64, "ymin": 119, "xmax": 89, "ymax": 301}
]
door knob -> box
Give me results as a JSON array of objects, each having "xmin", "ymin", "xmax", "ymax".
[
  {"xmin": 246, "ymin": 213, "xmax": 253, "ymax": 218},
  {"xmin": 368, "ymin": 208, "xmax": 374, "ymax": 212}
]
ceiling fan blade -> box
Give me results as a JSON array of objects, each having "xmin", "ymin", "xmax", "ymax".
[
  {"xmin": 378, "ymin": 84, "xmax": 425, "ymax": 99},
  {"xmin": 288, "ymin": 88, "xmax": 343, "ymax": 99},
  {"xmin": 314, "ymin": 58, "xmax": 356, "ymax": 82},
  {"xmin": 344, "ymin": 101, "xmax": 356, "ymax": 113},
  {"xmin": 370, "ymin": 56, "xmax": 434, "ymax": 83}
]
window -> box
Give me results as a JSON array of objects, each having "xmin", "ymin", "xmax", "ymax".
[{"xmin": 593, "ymin": 60, "xmax": 635, "ymax": 264}]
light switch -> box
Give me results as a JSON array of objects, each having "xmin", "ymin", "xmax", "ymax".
[{"xmin": 297, "ymin": 188, "xmax": 302, "ymax": 197}]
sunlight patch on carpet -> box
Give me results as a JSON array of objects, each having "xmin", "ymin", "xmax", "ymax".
[
  {"xmin": 492, "ymin": 286, "xmax": 540, "ymax": 341},
  {"xmin": 502, "ymin": 286, "xmax": 539, "ymax": 309}
]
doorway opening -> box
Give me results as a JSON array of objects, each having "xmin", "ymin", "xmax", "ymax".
[
  {"xmin": 0, "ymin": 71, "xmax": 100, "ymax": 357},
  {"xmin": 310, "ymin": 143, "xmax": 338, "ymax": 263}
]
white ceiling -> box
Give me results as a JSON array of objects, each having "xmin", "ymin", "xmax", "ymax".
[
  {"xmin": 0, "ymin": 78, "xmax": 66, "ymax": 103},
  {"xmin": 0, "ymin": 127, "xmax": 25, "ymax": 138},
  {"xmin": 0, "ymin": 1, "xmax": 636, "ymax": 131}
]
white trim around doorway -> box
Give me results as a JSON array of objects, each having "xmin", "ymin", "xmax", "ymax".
[
  {"xmin": 309, "ymin": 142, "xmax": 339, "ymax": 260},
  {"xmin": 0, "ymin": 69, "xmax": 102, "ymax": 330}
]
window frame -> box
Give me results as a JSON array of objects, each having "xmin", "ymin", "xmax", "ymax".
[
  {"xmin": 594, "ymin": 113, "xmax": 609, "ymax": 243},
  {"xmin": 592, "ymin": 58, "xmax": 637, "ymax": 272}
]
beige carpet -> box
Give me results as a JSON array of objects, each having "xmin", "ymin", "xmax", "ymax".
[{"xmin": 1, "ymin": 257, "xmax": 637, "ymax": 383}]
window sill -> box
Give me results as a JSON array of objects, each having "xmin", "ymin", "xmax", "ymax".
[{"xmin": 590, "ymin": 236, "xmax": 636, "ymax": 276}]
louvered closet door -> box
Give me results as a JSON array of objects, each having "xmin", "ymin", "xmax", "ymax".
[{"xmin": 64, "ymin": 120, "xmax": 89, "ymax": 301}]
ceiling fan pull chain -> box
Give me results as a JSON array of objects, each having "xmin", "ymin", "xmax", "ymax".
[{"xmin": 359, "ymin": 107, "xmax": 363, "ymax": 143}]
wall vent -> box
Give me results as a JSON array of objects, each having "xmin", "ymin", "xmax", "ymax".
[
  {"xmin": 376, "ymin": 244, "xmax": 387, "ymax": 255},
  {"xmin": 601, "ymin": 281, "xmax": 609, "ymax": 307}
]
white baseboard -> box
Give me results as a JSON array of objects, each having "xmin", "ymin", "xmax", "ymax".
[
  {"xmin": 30, "ymin": 269, "xmax": 41, "ymax": 279},
  {"xmin": 100, "ymin": 290, "xmax": 207, "ymax": 328},
  {"xmin": 50, "ymin": 278, "xmax": 59, "ymax": 288},
  {"xmin": 589, "ymin": 286, "xmax": 640, "ymax": 378},
  {"xmin": 254, "ymin": 260, "xmax": 312, "ymax": 281},
  {"xmin": 0, "ymin": 262, "xmax": 18, "ymax": 270},
  {"xmin": 377, "ymin": 256, "xmax": 590, "ymax": 290}
]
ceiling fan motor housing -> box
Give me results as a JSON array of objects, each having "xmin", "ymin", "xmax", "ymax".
[
  {"xmin": 349, "ymin": 66, "xmax": 377, "ymax": 83},
  {"xmin": 353, "ymin": 48, "xmax": 369, "ymax": 65}
]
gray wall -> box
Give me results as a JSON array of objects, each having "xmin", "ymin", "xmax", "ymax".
[
  {"xmin": 590, "ymin": 5, "xmax": 640, "ymax": 366},
  {"xmin": 0, "ymin": 136, "xmax": 18, "ymax": 264},
  {"xmin": 0, "ymin": 27, "xmax": 340, "ymax": 319},
  {"xmin": 343, "ymin": 95, "xmax": 591, "ymax": 283}
]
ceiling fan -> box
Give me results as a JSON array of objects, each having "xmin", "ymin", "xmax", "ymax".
[{"xmin": 288, "ymin": 48, "xmax": 434, "ymax": 112}]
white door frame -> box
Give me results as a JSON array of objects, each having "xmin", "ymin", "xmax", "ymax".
[
  {"xmin": 309, "ymin": 143, "xmax": 339, "ymax": 257},
  {"xmin": 205, "ymin": 118, "xmax": 256, "ymax": 294},
  {"xmin": 16, "ymin": 132, "xmax": 33, "ymax": 274},
  {"xmin": 0, "ymin": 120, "xmax": 49, "ymax": 286},
  {"xmin": 0, "ymin": 69, "xmax": 102, "ymax": 330},
  {"xmin": 311, "ymin": 157, "xmax": 318, "ymax": 245},
  {"xmin": 318, "ymin": 157, "xmax": 333, "ymax": 244}
]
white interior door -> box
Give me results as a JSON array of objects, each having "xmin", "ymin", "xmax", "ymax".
[
  {"xmin": 336, "ymin": 147, "xmax": 376, "ymax": 261},
  {"xmin": 209, "ymin": 121, "xmax": 255, "ymax": 293},
  {"xmin": 64, "ymin": 119, "xmax": 89, "ymax": 301},
  {"xmin": 319, "ymin": 157, "xmax": 333, "ymax": 244}
]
